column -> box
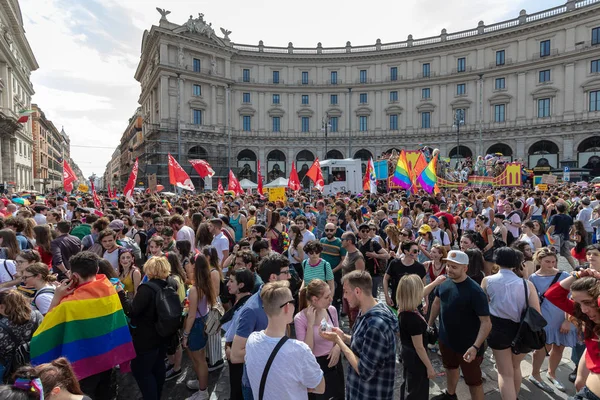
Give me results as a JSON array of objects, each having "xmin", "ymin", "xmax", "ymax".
[
  {"xmin": 316, "ymin": 93, "xmax": 323, "ymax": 129},
  {"xmin": 211, "ymin": 85, "xmax": 217, "ymax": 126},
  {"xmin": 515, "ymin": 138, "xmax": 526, "ymax": 160},
  {"xmin": 563, "ymin": 135, "xmax": 574, "ymax": 160},
  {"xmin": 563, "ymin": 63, "xmax": 575, "ymax": 121},
  {"xmin": 258, "ymin": 92, "xmax": 265, "ymax": 131},
  {"xmin": 159, "ymin": 76, "xmax": 169, "ymax": 122},
  {"xmin": 375, "ymin": 90, "xmax": 382, "ymax": 130},
  {"xmin": 517, "ymin": 39, "xmax": 527, "ymax": 63},
  {"xmin": 406, "ymin": 89, "xmax": 414, "ymax": 128},
  {"xmin": 287, "ymin": 147, "xmax": 295, "ymax": 176},
  {"xmin": 287, "ymin": 93, "xmax": 294, "ymax": 131},
  {"xmin": 476, "ymin": 48, "xmax": 485, "ymax": 70},
  {"xmin": 516, "ymin": 72, "xmax": 526, "ymax": 123}
]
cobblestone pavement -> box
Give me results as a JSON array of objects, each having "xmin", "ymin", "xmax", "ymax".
[{"xmin": 117, "ymin": 255, "xmax": 579, "ymax": 399}]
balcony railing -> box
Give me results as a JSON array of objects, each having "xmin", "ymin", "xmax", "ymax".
[
  {"xmin": 488, "ymin": 58, "xmax": 514, "ymax": 68},
  {"xmin": 532, "ymin": 48, "xmax": 559, "ymax": 60},
  {"xmin": 451, "ymin": 66, "xmax": 473, "ymax": 74}
]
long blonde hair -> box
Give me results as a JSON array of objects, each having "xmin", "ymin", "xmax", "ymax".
[{"xmin": 396, "ymin": 275, "xmax": 424, "ymax": 312}]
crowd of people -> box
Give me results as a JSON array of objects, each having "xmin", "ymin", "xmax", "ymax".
[{"xmin": 0, "ymin": 183, "xmax": 599, "ymax": 400}]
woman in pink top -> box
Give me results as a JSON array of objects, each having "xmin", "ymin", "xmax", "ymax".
[{"xmin": 294, "ymin": 279, "xmax": 345, "ymax": 400}]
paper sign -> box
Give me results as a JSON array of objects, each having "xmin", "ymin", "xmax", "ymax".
[
  {"xmin": 541, "ymin": 174, "xmax": 557, "ymax": 184},
  {"xmin": 536, "ymin": 184, "xmax": 548, "ymax": 191},
  {"xmin": 148, "ymin": 174, "xmax": 157, "ymax": 193},
  {"xmin": 78, "ymin": 184, "xmax": 89, "ymax": 193},
  {"xmin": 268, "ymin": 187, "xmax": 286, "ymax": 203}
]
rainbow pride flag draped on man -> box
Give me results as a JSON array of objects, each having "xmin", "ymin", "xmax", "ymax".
[{"xmin": 29, "ymin": 275, "xmax": 136, "ymax": 380}]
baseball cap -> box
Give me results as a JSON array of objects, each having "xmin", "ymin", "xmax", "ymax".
[
  {"xmin": 418, "ymin": 224, "xmax": 432, "ymax": 234},
  {"xmin": 109, "ymin": 219, "xmax": 125, "ymax": 231},
  {"xmin": 443, "ymin": 250, "xmax": 469, "ymax": 266}
]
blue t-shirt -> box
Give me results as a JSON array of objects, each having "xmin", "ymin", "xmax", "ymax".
[{"xmin": 15, "ymin": 234, "xmax": 29, "ymax": 250}]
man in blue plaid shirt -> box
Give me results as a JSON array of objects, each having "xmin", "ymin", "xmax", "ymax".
[{"xmin": 321, "ymin": 270, "xmax": 398, "ymax": 399}]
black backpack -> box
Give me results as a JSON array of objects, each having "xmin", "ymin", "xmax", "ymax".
[
  {"xmin": 17, "ymin": 233, "xmax": 34, "ymax": 250},
  {"xmin": 145, "ymin": 277, "xmax": 183, "ymax": 337},
  {"xmin": 134, "ymin": 230, "xmax": 148, "ymax": 255}
]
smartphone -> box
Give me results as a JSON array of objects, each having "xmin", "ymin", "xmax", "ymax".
[{"xmin": 66, "ymin": 275, "xmax": 80, "ymax": 288}]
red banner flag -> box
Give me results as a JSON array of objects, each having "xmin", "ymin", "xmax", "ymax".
[
  {"xmin": 228, "ymin": 170, "xmax": 243, "ymax": 195},
  {"xmin": 91, "ymin": 181, "xmax": 101, "ymax": 209},
  {"xmin": 123, "ymin": 158, "xmax": 138, "ymax": 204},
  {"xmin": 189, "ymin": 159, "xmax": 215, "ymax": 178},
  {"xmin": 62, "ymin": 160, "xmax": 77, "ymax": 193},
  {"xmin": 257, "ymin": 160, "xmax": 264, "ymax": 195},
  {"xmin": 168, "ymin": 154, "xmax": 195, "ymax": 191},
  {"xmin": 217, "ymin": 179, "xmax": 224, "ymax": 195},
  {"xmin": 305, "ymin": 158, "xmax": 325, "ymax": 191},
  {"xmin": 288, "ymin": 162, "xmax": 301, "ymax": 191}
]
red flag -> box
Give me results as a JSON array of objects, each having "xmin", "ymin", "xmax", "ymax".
[
  {"xmin": 305, "ymin": 158, "xmax": 325, "ymax": 191},
  {"xmin": 168, "ymin": 154, "xmax": 195, "ymax": 191},
  {"xmin": 62, "ymin": 160, "xmax": 77, "ymax": 192},
  {"xmin": 411, "ymin": 153, "xmax": 428, "ymax": 193},
  {"xmin": 217, "ymin": 179, "xmax": 224, "ymax": 195},
  {"xmin": 288, "ymin": 162, "xmax": 301, "ymax": 191},
  {"xmin": 189, "ymin": 159, "xmax": 215, "ymax": 179},
  {"xmin": 91, "ymin": 182, "xmax": 101, "ymax": 209},
  {"xmin": 228, "ymin": 170, "xmax": 243, "ymax": 195},
  {"xmin": 257, "ymin": 160, "xmax": 264, "ymax": 195},
  {"xmin": 123, "ymin": 158, "xmax": 138, "ymax": 204},
  {"xmin": 107, "ymin": 183, "xmax": 113, "ymax": 199}
]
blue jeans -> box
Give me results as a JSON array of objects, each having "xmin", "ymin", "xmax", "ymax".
[
  {"xmin": 572, "ymin": 386, "xmax": 600, "ymax": 400},
  {"xmin": 371, "ymin": 275, "xmax": 383, "ymax": 298},
  {"xmin": 242, "ymin": 385, "xmax": 254, "ymax": 400},
  {"xmin": 131, "ymin": 345, "xmax": 167, "ymax": 400}
]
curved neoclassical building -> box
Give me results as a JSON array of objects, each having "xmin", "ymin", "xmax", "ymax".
[{"xmin": 130, "ymin": 0, "xmax": 600, "ymax": 188}]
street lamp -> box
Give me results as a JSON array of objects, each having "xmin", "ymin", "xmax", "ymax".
[
  {"xmin": 321, "ymin": 113, "xmax": 332, "ymax": 159},
  {"xmin": 452, "ymin": 109, "xmax": 465, "ymax": 169}
]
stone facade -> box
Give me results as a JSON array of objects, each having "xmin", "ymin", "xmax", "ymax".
[
  {"xmin": 0, "ymin": 0, "xmax": 38, "ymax": 191},
  {"xmin": 132, "ymin": 0, "xmax": 600, "ymax": 188}
]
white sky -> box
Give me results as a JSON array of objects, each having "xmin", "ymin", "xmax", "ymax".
[{"xmin": 19, "ymin": 0, "xmax": 562, "ymax": 179}]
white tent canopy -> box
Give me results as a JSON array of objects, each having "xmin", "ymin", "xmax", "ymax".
[
  {"xmin": 264, "ymin": 177, "xmax": 289, "ymax": 188},
  {"xmin": 239, "ymin": 179, "xmax": 258, "ymax": 189}
]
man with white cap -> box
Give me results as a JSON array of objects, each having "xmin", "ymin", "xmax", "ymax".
[{"xmin": 428, "ymin": 250, "xmax": 491, "ymax": 400}]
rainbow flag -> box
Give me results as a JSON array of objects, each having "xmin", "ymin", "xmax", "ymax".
[
  {"xmin": 30, "ymin": 275, "xmax": 135, "ymax": 380},
  {"xmin": 392, "ymin": 150, "xmax": 412, "ymax": 190},
  {"xmin": 417, "ymin": 155, "xmax": 438, "ymax": 194},
  {"xmin": 545, "ymin": 232, "xmax": 556, "ymax": 245}
]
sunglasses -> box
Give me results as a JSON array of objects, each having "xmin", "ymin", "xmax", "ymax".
[
  {"xmin": 279, "ymin": 269, "xmax": 291, "ymax": 276},
  {"xmin": 410, "ymin": 250, "xmax": 419, "ymax": 254},
  {"xmin": 325, "ymin": 229, "xmax": 335, "ymax": 232},
  {"xmin": 400, "ymin": 233, "xmax": 408, "ymax": 237},
  {"xmin": 279, "ymin": 299, "xmax": 295, "ymax": 308}
]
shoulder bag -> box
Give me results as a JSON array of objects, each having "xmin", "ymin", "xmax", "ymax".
[
  {"xmin": 537, "ymin": 272, "xmax": 562, "ymax": 306},
  {"xmin": 259, "ymin": 336, "xmax": 289, "ymax": 400},
  {"xmin": 511, "ymin": 279, "xmax": 548, "ymax": 355}
]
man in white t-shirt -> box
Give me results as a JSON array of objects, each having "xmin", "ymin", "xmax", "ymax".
[
  {"xmin": 169, "ymin": 214, "xmax": 196, "ymax": 253},
  {"xmin": 99, "ymin": 229, "xmax": 121, "ymax": 271},
  {"xmin": 295, "ymin": 215, "xmax": 315, "ymax": 246},
  {"xmin": 209, "ymin": 218, "xmax": 230, "ymax": 265},
  {"xmin": 245, "ymin": 281, "xmax": 324, "ymax": 400},
  {"xmin": 428, "ymin": 216, "xmax": 451, "ymax": 252},
  {"xmin": 0, "ymin": 258, "xmax": 17, "ymax": 286}
]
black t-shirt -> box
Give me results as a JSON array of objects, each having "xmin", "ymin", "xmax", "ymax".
[
  {"xmin": 398, "ymin": 311, "xmax": 427, "ymax": 349},
  {"xmin": 385, "ymin": 259, "xmax": 426, "ymax": 306},
  {"xmin": 434, "ymin": 277, "xmax": 490, "ymax": 355},
  {"xmin": 549, "ymin": 213, "xmax": 573, "ymax": 240},
  {"xmin": 359, "ymin": 238, "xmax": 384, "ymax": 276}
]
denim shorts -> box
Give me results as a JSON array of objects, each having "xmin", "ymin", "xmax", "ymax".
[
  {"xmin": 188, "ymin": 317, "xmax": 207, "ymax": 351},
  {"xmin": 572, "ymin": 386, "xmax": 600, "ymax": 400}
]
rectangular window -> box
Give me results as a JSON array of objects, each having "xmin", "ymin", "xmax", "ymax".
[
  {"xmin": 330, "ymin": 94, "xmax": 338, "ymax": 105},
  {"xmin": 301, "ymin": 117, "xmax": 310, "ymax": 132},
  {"xmin": 389, "ymin": 91, "xmax": 398, "ymax": 102},
  {"xmin": 593, "ymin": 27, "xmax": 600, "ymax": 45},
  {"xmin": 193, "ymin": 58, "xmax": 201, "ymax": 72},
  {"xmin": 330, "ymin": 71, "xmax": 338, "ymax": 84},
  {"xmin": 273, "ymin": 71, "xmax": 280, "ymax": 84},
  {"xmin": 456, "ymin": 83, "xmax": 466, "ymax": 95},
  {"xmin": 359, "ymin": 93, "xmax": 367, "ymax": 104},
  {"xmin": 457, "ymin": 57, "xmax": 466, "ymax": 72},
  {"xmin": 359, "ymin": 116, "xmax": 368, "ymax": 131},
  {"xmin": 540, "ymin": 40, "xmax": 551, "ymax": 57},
  {"xmin": 539, "ymin": 69, "xmax": 551, "ymax": 83},
  {"xmin": 538, "ymin": 98, "xmax": 551, "ymax": 118},
  {"xmin": 192, "ymin": 84, "xmax": 202, "ymax": 97},
  {"xmin": 330, "ymin": 117, "xmax": 338, "ymax": 132},
  {"xmin": 390, "ymin": 67, "xmax": 398, "ymax": 81},
  {"xmin": 272, "ymin": 117, "xmax": 281, "ymax": 132},
  {"xmin": 360, "ymin": 70, "xmax": 367, "ymax": 83},
  {"xmin": 590, "ymin": 90, "xmax": 600, "ymax": 111},
  {"xmin": 494, "ymin": 104, "xmax": 505, "ymax": 122},
  {"xmin": 272, "ymin": 94, "xmax": 280, "ymax": 104},
  {"xmin": 592, "ymin": 59, "xmax": 600, "ymax": 73},
  {"xmin": 243, "ymin": 68, "xmax": 250, "ymax": 82},
  {"xmin": 495, "ymin": 78, "xmax": 505, "ymax": 90},
  {"xmin": 243, "ymin": 92, "xmax": 251, "ymax": 103},
  {"xmin": 302, "ymin": 71, "xmax": 309, "ymax": 84},
  {"xmin": 496, "ymin": 50, "xmax": 505, "ymax": 66},
  {"xmin": 422, "ymin": 88, "xmax": 430, "ymax": 99},
  {"xmin": 243, "ymin": 116, "xmax": 252, "ymax": 131},
  {"xmin": 422, "ymin": 63, "xmax": 430, "ymax": 77},
  {"xmin": 301, "ymin": 95, "xmax": 309, "ymax": 105},
  {"xmin": 421, "ymin": 112, "xmax": 431, "ymax": 128},
  {"xmin": 192, "ymin": 109, "xmax": 202, "ymax": 125},
  {"xmin": 389, "ymin": 114, "xmax": 398, "ymax": 130}
]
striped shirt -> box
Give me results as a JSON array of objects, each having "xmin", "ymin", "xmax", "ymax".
[
  {"xmin": 302, "ymin": 258, "xmax": 334, "ymax": 285},
  {"xmin": 319, "ymin": 237, "xmax": 346, "ymax": 271}
]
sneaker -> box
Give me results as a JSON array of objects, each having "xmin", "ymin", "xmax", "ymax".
[
  {"xmin": 208, "ymin": 359, "xmax": 225, "ymax": 372},
  {"xmin": 165, "ymin": 362, "xmax": 174, "ymax": 371},
  {"xmin": 165, "ymin": 368, "xmax": 183, "ymax": 381},
  {"xmin": 431, "ymin": 390, "xmax": 458, "ymax": 400},
  {"xmin": 186, "ymin": 379, "xmax": 199, "ymax": 390},
  {"xmin": 185, "ymin": 392, "xmax": 200, "ymax": 400}
]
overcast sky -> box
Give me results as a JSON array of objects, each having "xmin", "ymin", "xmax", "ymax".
[{"xmin": 20, "ymin": 0, "xmax": 562, "ymax": 179}]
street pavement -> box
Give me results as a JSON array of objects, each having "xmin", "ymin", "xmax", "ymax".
[{"xmin": 116, "ymin": 255, "xmax": 579, "ymax": 399}]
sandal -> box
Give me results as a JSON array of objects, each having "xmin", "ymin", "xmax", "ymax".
[
  {"xmin": 546, "ymin": 373, "xmax": 566, "ymax": 392},
  {"xmin": 528, "ymin": 376, "xmax": 554, "ymax": 393}
]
